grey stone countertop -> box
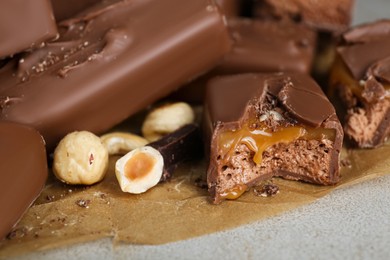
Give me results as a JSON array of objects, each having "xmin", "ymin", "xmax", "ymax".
[{"xmin": 10, "ymin": 0, "xmax": 390, "ymax": 259}]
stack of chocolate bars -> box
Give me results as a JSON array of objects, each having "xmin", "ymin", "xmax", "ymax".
[{"xmin": 1, "ymin": 0, "xmax": 388, "ymax": 239}]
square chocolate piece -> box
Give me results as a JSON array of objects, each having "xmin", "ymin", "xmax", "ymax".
[{"xmin": 204, "ymin": 73, "xmax": 343, "ymax": 204}]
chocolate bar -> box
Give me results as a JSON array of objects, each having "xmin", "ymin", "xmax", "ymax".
[
  {"xmin": 204, "ymin": 73, "xmax": 343, "ymax": 204},
  {"xmin": 149, "ymin": 124, "xmax": 202, "ymax": 181},
  {"xmin": 0, "ymin": 0, "xmax": 58, "ymax": 58},
  {"xmin": 252, "ymin": 0, "xmax": 354, "ymax": 32},
  {"xmin": 170, "ymin": 18, "xmax": 316, "ymax": 103},
  {"xmin": 0, "ymin": 122, "xmax": 47, "ymax": 239},
  {"xmin": 217, "ymin": 18, "xmax": 317, "ymax": 74},
  {"xmin": 330, "ymin": 20, "xmax": 390, "ymax": 148},
  {"xmin": 0, "ymin": 0, "xmax": 231, "ymax": 150}
]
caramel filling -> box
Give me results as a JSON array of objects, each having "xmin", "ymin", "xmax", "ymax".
[
  {"xmin": 125, "ymin": 152, "xmax": 155, "ymax": 181},
  {"xmin": 216, "ymin": 123, "xmax": 335, "ymax": 200},
  {"xmin": 218, "ymin": 124, "xmax": 335, "ymax": 166}
]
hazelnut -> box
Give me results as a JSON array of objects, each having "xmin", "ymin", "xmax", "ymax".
[
  {"xmin": 115, "ymin": 146, "xmax": 164, "ymax": 194},
  {"xmin": 141, "ymin": 102, "xmax": 195, "ymax": 142},
  {"xmin": 100, "ymin": 132, "xmax": 148, "ymax": 155},
  {"xmin": 53, "ymin": 131, "xmax": 109, "ymax": 185}
]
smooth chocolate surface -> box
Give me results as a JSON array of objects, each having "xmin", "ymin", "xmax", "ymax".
[
  {"xmin": 215, "ymin": 0, "xmax": 241, "ymax": 17},
  {"xmin": 0, "ymin": 122, "xmax": 48, "ymax": 240},
  {"xmin": 338, "ymin": 19, "xmax": 390, "ymax": 80},
  {"xmin": 217, "ymin": 18, "xmax": 317, "ymax": 74},
  {"xmin": 0, "ymin": 0, "xmax": 57, "ymax": 58},
  {"xmin": 0, "ymin": 0, "xmax": 231, "ymax": 150},
  {"xmin": 204, "ymin": 73, "xmax": 343, "ymax": 203}
]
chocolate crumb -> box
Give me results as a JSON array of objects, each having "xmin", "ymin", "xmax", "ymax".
[
  {"xmin": 341, "ymin": 158, "xmax": 352, "ymax": 168},
  {"xmin": 46, "ymin": 195, "xmax": 55, "ymax": 201},
  {"xmin": 194, "ymin": 177, "xmax": 208, "ymax": 189},
  {"xmin": 254, "ymin": 183, "xmax": 280, "ymax": 197},
  {"xmin": 6, "ymin": 227, "xmax": 28, "ymax": 240},
  {"xmin": 76, "ymin": 199, "xmax": 91, "ymax": 208}
]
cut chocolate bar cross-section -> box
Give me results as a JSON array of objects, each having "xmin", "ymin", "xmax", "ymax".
[
  {"xmin": 330, "ymin": 20, "xmax": 390, "ymax": 148},
  {"xmin": 204, "ymin": 73, "xmax": 343, "ymax": 204}
]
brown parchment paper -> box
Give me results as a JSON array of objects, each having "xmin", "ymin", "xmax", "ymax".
[{"xmin": 1, "ymin": 116, "xmax": 390, "ymax": 258}]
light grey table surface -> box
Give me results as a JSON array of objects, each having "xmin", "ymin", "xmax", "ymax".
[{"xmin": 10, "ymin": 0, "xmax": 390, "ymax": 259}]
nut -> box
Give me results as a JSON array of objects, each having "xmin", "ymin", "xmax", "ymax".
[
  {"xmin": 142, "ymin": 102, "xmax": 195, "ymax": 142},
  {"xmin": 100, "ymin": 132, "xmax": 148, "ymax": 155},
  {"xmin": 53, "ymin": 131, "xmax": 109, "ymax": 185},
  {"xmin": 115, "ymin": 146, "xmax": 164, "ymax": 194}
]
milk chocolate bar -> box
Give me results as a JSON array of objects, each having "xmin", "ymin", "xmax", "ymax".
[
  {"xmin": 330, "ymin": 20, "xmax": 390, "ymax": 148},
  {"xmin": 0, "ymin": 0, "xmax": 231, "ymax": 150},
  {"xmin": 0, "ymin": 122, "xmax": 48, "ymax": 239},
  {"xmin": 218, "ymin": 18, "xmax": 317, "ymax": 74},
  {"xmin": 0, "ymin": 0, "xmax": 58, "ymax": 58},
  {"xmin": 204, "ymin": 73, "xmax": 343, "ymax": 204},
  {"xmin": 252, "ymin": 0, "xmax": 354, "ymax": 33},
  {"xmin": 171, "ymin": 18, "xmax": 316, "ymax": 103}
]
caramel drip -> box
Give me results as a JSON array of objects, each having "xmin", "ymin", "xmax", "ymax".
[
  {"xmin": 220, "ymin": 184, "xmax": 248, "ymax": 200},
  {"xmin": 218, "ymin": 124, "xmax": 335, "ymax": 165}
]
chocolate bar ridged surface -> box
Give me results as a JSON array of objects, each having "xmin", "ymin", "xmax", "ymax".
[
  {"xmin": 330, "ymin": 20, "xmax": 390, "ymax": 148},
  {"xmin": 0, "ymin": 122, "xmax": 48, "ymax": 240},
  {"xmin": 0, "ymin": 0, "xmax": 231, "ymax": 150},
  {"xmin": 204, "ymin": 73, "xmax": 343, "ymax": 203},
  {"xmin": 0, "ymin": 0, "xmax": 58, "ymax": 58}
]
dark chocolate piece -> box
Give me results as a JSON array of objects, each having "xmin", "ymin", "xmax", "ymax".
[
  {"xmin": 149, "ymin": 124, "xmax": 202, "ymax": 181},
  {"xmin": 330, "ymin": 20, "xmax": 390, "ymax": 148},
  {"xmin": 0, "ymin": 122, "xmax": 48, "ymax": 240},
  {"xmin": 0, "ymin": 0, "xmax": 58, "ymax": 58},
  {"xmin": 204, "ymin": 73, "xmax": 343, "ymax": 204},
  {"xmin": 252, "ymin": 0, "xmax": 354, "ymax": 32},
  {"xmin": 0, "ymin": 0, "xmax": 231, "ymax": 151}
]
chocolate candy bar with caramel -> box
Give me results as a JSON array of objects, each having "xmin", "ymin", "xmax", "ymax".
[
  {"xmin": 0, "ymin": 0, "xmax": 58, "ymax": 58},
  {"xmin": 218, "ymin": 18, "xmax": 317, "ymax": 74},
  {"xmin": 252, "ymin": 0, "xmax": 354, "ymax": 33},
  {"xmin": 0, "ymin": 0, "xmax": 231, "ymax": 150},
  {"xmin": 204, "ymin": 73, "xmax": 343, "ymax": 204},
  {"xmin": 330, "ymin": 20, "xmax": 390, "ymax": 148},
  {"xmin": 0, "ymin": 122, "xmax": 48, "ymax": 239},
  {"xmin": 170, "ymin": 18, "xmax": 317, "ymax": 103}
]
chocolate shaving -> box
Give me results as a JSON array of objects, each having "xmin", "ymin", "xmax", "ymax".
[{"xmin": 254, "ymin": 183, "xmax": 280, "ymax": 197}]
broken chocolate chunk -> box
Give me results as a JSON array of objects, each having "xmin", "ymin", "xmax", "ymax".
[
  {"xmin": 148, "ymin": 124, "xmax": 202, "ymax": 181},
  {"xmin": 330, "ymin": 19, "xmax": 390, "ymax": 148},
  {"xmin": 204, "ymin": 73, "xmax": 343, "ymax": 204}
]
